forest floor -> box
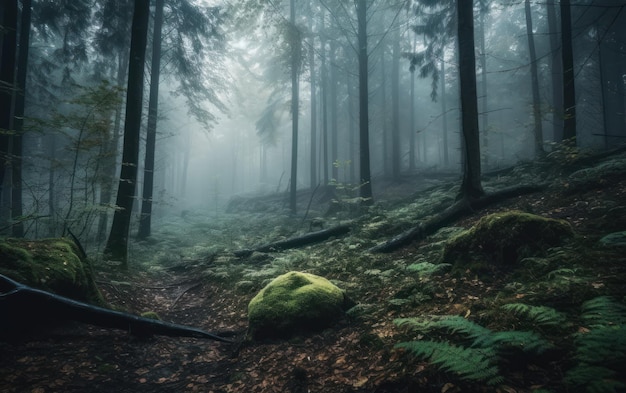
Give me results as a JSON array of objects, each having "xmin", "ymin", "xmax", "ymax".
[{"xmin": 1, "ymin": 150, "xmax": 626, "ymax": 393}]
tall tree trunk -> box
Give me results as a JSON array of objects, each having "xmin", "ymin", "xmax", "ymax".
[
  {"xmin": 10, "ymin": 0, "xmax": 31, "ymax": 237},
  {"xmin": 0, "ymin": 0, "xmax": 17, "ymax": 222},
  {"xmin": 137, "ymin": 0, "xmax": 164, "ymax": 240},
  {"xmin": 98, "ymin": 50, "xmax": 129, "ymax": 243},
  {"xmin": 525, "ymin": 0, "xmax": 544, "ymax": 157},
  {"xmin": 104, "ymin": 0, "xmax": 150, "ymax": 268},
  {"xmin": 391, "ymin": 25, "xmax": 401, "ymax": 179},
  {"xmin": 356, "ymin": 0, "xmax": 373, "ymax": 204},
  {"xmin": 409, "ymin": 34, "xmax": 416, "ymax": 171},
  {"xmin": 440, "ymin": 57, "xmax": 449, "ymax": 167},
  {"xmin": 546, "ymin": 1, "xmax": 563, "ymax": 142},
  {"xmin": 320, "ymin": 15, "xmax": 329, "ymax": 186},
  {"xmin": 478, "ymin": 4, "xmax": 489, "ymax": 167},
  {"xmin": 308, "ymin": 6, "xmax": 317, "ymax": 190},
  {"xmin": 288, "ymin": 0, "xmax": 300, "ymax": 214},
  {"xmin": 380, "ymin": 45, "xmax": 389, "ymax": 176},
  {"xmin": 330, "ymin": 41, "xmax": 338, "ymax": 182},
  {"xmin": 457, "ymin": 0, "xmax": 484, "ymax": 199},
  {"xmin": 560, "ymin": 0, "xmax": 576, "ymax": 143}
]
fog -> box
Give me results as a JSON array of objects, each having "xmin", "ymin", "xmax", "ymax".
[{"xmin": 1, "ymin": 0, "xmax": 624, "ymax": 245}]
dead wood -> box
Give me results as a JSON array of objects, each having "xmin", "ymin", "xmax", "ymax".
[
  {"xmin": 369, "ymin": 184, "xmax": 545, "ymax": 253},
  {"xmin": 234, "ymin": 223, "xmax": 352, "ymax": 258},
  {"xmin": 0, "ymin": 274, "xmax": 232, "ymax": 342}
]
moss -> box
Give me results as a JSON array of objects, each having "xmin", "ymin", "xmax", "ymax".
[
  {"xmin": 247, "ymin": 271, "xmax": 348, "ymax": 340},
  {"xmin": 140, "ymin": 311, "xmax": 161, "ymax": 320},
  {"xmin": 0, "ymin": 237, "xmax": 106, "ymax": 306},
  {"xmin": 442, "ymin": 211, "xmax": 575, "ymax": 271}
]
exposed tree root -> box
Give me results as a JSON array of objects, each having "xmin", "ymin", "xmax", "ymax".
[
  {"xmin": 234, "ymin": 223, "xmax": 352, "ymax": 258},
  {"xmin": 369, "ymin": 184, "xmax": 546, "ymax": 253},
  {"xmin": 0, "ymin": 274, "xmax": 232, "ymax": 343}
]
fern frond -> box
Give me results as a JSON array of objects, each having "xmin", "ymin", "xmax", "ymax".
[
  {"xmin": 574, "ymin": 325, "xmax": 626, "ymax": 366},
  {"xmin": 565, "ymin": 365, "xmax": 625, "ymax": 393},
  {"xmin": 474, "ymin": 330, "xmax": 553, "ymax": 354},
  {"xmin": 394, "ymin": 315, "xmax": 490, "ymax": 341},
  {"xmin": 501, "ymin": 303, "xmax": 566, "ymax": 327},
  {"xmin": 395, "ymin": 340, "xmax": 501, "ymax": 385},
  {"xmin": 581, "ymin": 296, "xmax": 626, "ymax": 326}
]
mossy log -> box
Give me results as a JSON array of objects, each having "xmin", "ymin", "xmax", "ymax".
[
  {"xmin": 0, "ymin": 274, "xmax": 232, "ymax": 342},
  {"xmin": 370, "ymin": 185, "xmax": 545, "ymax": 253},
  {"xmin": 234, "ymin": 224, "xmax": 351, "ymax": 258}
]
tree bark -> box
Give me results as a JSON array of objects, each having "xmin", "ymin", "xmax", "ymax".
[
  {"xmin": 546, "ymin": 1, "xmax": 563, "ymax": 142},
  {"xmin": 0, "ymin": 274, "xmax": 232, "ymax": 342},
  {"xmin": 308, "ymin": 5, "xmax": 317, "ymax": 190},
  {"xmin": 104, "ymin": 0, "xmax": 150, "ymax": 267},
  {"xmin": 0, "ymin": 0, "xmax": 17, "ymax": 218},
  {"xmin": 289, "ymin": 0, "xmax": 300, "ymax": 214},
  {"xmin": 370, "ymin": 184, "xmax": 545, "ymax": 253},
  {"xmin": 234, "ymin": 224, "xmax": 351, "ymax": 258},
  {"xmin": 560, "ymin": 0, "xmax": 576, "ymax": 143},
  {"xmin": 525, "ymin": 0, "xmax": 544, "ymax": 157},
  {"xmin": 10, "ymin": 0, "xmax": 31, "ymax": 238},
  {"xmin": 137, "ymin": 0, "xmax": 165, "ymax": 240},
  {"xmin": 356, "ymin": 0, "xmax": 373, "ymax": 204},
  {"xmin": 457, "ymin": 0, "xmax": 484, "ymax": 199}
]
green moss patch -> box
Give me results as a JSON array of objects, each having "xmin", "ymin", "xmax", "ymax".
[
  {"xmin": 442, "ymin": 211, "xmax": 575, "ymax": 271},
  {"xmin": 0, "ymin": 238, "xmax": 105, "ymax": 306},
  {"xmin": 247, "ymin": 271, "xmax": 350, "ymax": 340}
]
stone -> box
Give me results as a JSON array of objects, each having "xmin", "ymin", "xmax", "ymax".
[{"xmin": 247, "ymin": 271, "xmax": 352, "ymax": 340}]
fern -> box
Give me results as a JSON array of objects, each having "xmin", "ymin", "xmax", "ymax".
[
  {"xmin": 394, "ymin": 340, "xmax": 503, "ymax": 385},
  {"xmin": 474, "ymin": 330, "xmax": 553, "ymax": 354},
  {"xmin": 564, "ymin": 297, "xmax": 626, "ymax": 393},
  {"xmin": 395, "ymin": 315, "xmax": 490, "ymax": 340},
  {"xmin": 406, "ymin": 262, "xmax": 451, "ymax": 277},
  {"xmin": 580, "ymin": 296, "xmax": 626, "ymax": 327},
  {"xmin": 501, "ymin": 303, "xmax": 566, "ymax": 327}
]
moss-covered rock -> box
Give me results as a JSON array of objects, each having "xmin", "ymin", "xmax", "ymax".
[
  {"xmin": 248, "ymin": 271, "xmax": 352, "ymax": 340},
  {"xmin": 0, "ymin": 237, "xmax": 105, "ymax": 306},
  {"xmin": 441, "ymin": 211, "xmax": 575, "ymax": 270}
]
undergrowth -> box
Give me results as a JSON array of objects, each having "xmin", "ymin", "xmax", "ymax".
[{"xmin": 395, "ymin": 297, "xmax": 626, "ymax": 392}]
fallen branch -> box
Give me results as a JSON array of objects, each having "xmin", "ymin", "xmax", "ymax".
[
  {"xmin": 0, "ymin": 274, "xmax": 232, "ymax": 343},
  {"xmin": 234, "ymin": 223, "xmax": 352, "ymax": 258},
  {"xmin": 369, "ymin": 184, "xmax": 545, "ymax": 253}
]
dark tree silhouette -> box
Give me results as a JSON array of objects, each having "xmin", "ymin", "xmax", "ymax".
[
  {"xmin": 356, "ymin": 0, "xmax": 373, "ymax": 204},
  {"xmin": 560, "ymin": 0, "xmax": 577, "ymax": 142},
  {"xmin": 104, "ymin": 0, "xmax": 150, "ymax": 267},
  {"xmin": 457, "ymin": 0, "xmax": 484, "ymax": 199},
  {"xmin": 137, "ymin": 0, "xmax": 165, "ymax": 240}
]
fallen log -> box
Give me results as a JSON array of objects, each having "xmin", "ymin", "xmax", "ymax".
[
  {"xmin": 234, "ymin": 223, "xmax": 352, "ymax": 258},
  {"xmin": 370, "ymin": 184, "xmax": 546, "ymax": 253},
  {"xmin": 0, "ymin": 274, "xmax": 232, "ymax": 343}
]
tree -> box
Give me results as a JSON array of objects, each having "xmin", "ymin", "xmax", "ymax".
[
  {"xmin": 0, "ymin": 0, "xmax": 18, "ymax": 222},
  {"xmin": 356, "ymin": 0, "xmax": 373, "ymax": 204},
  {"xmin": 288, "ymin": 0, "xmax": 301, "ymax": 214},
  {"xmin": 137, "ymin": 0, "xmax": 165, "ymax": 240},
  {"xmin": 525, "ymin": 0, "xmax": 543, "ymax": 157},
  {"xmin": 10, "ymin": 0, "xmax": 33, "ymax": 237},
  {"xmin": 546, "ymin": 0, "xmax": 563, "ymax": 142},
  {"xmin": 457, "ymin": 0, "xmax": 484, "ymax": 199},
  {"xmin": 103, "ymin": 0, "xmax": 150, "ymax": 267},
  {"xmin": 560, "ymin": 0, "xmax": 576, "ymax": 143}
]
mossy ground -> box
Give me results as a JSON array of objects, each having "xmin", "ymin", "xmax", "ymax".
[
  {"xmin": 1, "ymin": 153, "xmax": 625, "ymax": 392},
  {"xmin": 0, "ymin": 238, "xmax": 105, "ymax": 306}
]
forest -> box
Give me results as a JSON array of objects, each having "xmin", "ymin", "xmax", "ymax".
[{"xmin": 0, "ymin": 0, "xmax": 625, "ymax": 392}]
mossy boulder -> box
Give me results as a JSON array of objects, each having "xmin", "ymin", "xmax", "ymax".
[
  {"xmin": 441, "ymin": 211, "xmax": 574, "ymax": 269},
  {"xmin": 247, "ymin": 271, "xmax": 352, "ymax": 340},
  {"xmin": 0, "ymin": 238, "xmax": 105, "ymax": 306}
]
